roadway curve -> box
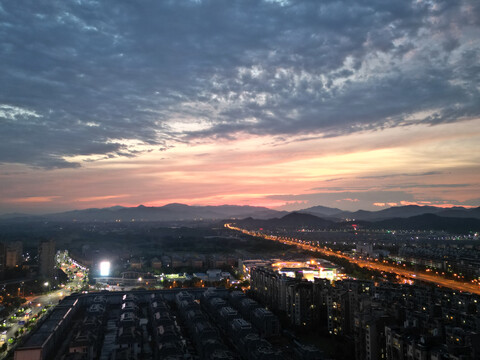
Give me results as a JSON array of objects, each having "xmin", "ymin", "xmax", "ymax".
[{"xmin": 226, "ymin": 224, "xmax": 480, "ymax": 295}]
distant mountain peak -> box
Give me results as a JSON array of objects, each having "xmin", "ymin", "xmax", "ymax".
[
  {"xmin": 298, "ymin": 205, "xmax": 343, "ymax": 217},
  {"xmin": 106, "ymin": 205, "xmax": 125, "ymax": 210},
  {"xmin": 162, "ymin": 203, "xmax": 190, "ymax": 208}
]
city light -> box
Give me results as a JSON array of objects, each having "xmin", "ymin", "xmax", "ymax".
[{"xmin": 99, "ymin": 261, "xmax": 110, "ymax": 277}]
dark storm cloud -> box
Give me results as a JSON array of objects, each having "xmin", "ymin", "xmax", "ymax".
[{"xmin": 1, "ymin": 0, "xmax": 479, "ymax": 167}]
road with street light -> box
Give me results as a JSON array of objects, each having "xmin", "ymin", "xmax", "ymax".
[
  {"xmin": 0, "ymin": 287, "xmax": 71, "ymax": 357},
  {"xmin": 225, "ymin": 223, "xmax": 480, "ymax": 295},
  {"xmin": 0, "ymin": 251, "xmax": 88, "ymax": 356}
]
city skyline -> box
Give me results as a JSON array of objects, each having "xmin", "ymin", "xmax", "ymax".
[{"xmin": 1, "ymin": 0, "xmax": 479, "ymax": 214}]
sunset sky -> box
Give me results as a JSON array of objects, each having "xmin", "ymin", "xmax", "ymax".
[{"xmin": 1, "ymin": 0, "xmax": 479, "ymax": 214}]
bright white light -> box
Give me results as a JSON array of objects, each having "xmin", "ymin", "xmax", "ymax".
[{"xmin": 99, "ymin": 261, "xmax": 110, "ymax": 276}]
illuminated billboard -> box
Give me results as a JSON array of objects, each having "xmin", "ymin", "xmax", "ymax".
[{"xmin": 99, "ymin": 261, "xmax": 110, "ymax": 276}]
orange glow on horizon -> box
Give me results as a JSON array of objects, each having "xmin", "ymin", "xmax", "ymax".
[{"xmin": 1, "ymin": 119, "xmax": 479, "ymax": 213}]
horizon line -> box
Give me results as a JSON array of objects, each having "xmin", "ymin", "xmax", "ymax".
[{"xmin": 1, "ymin": 202, "xmax": 478, "ymax": 217}]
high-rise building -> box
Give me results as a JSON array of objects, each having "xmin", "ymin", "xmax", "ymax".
[
  {"xmin": 6, "ymin": 241, "xmax": 23, "ymax": 268},
  {"xmin": 38, "ymin": 240, "xmax": 56, "ymax": 278},
  {"xmin": 0, "ymin": 242, "xmax": 5, "ymax": 279}
]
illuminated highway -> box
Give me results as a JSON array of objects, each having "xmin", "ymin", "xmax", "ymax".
[{"xmin": 225, "ymin": 224, "xmax": 480, "ymax": 295}]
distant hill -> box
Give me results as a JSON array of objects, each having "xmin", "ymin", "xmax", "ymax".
[
  {"xmin": 233, "ymin": 212, "xmax": 336, "ymax": 231},
  {"xmin": 1, "ymin": 203, "xmax": 478, "ymax": 230},
  {"xmin": 330, "ymin": 205, "xmax": 480, "ymax": 221},
  {"xmin": 232, "ymin": 211, "xmax": 479, "ymax": 234},
  {"xmin": 436, "ymin": 206, "xmax": 480, "ymax": 219},
  {"xmin": 371, "ymin": 213, "xmax": 480, "ymax": 234},
  {"xmin": 298, "ymin": 205, "xmax": 343, "ymax": 218},
  {"xmin": 0, "ymin": 212, "xmax": 35, "ymax": 220},
  {"xmin": 4, "ymin": 204, "xmax": 287, "ymax": 222}
]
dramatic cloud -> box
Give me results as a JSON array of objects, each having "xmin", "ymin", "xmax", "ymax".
[
  {"xmin": 1, "ymin": 0, "xmax": 479, "ymax": 214},
  {"xmin": 1, "ymin": 0, "xmax": 479, "ymax": 168},
  {"xmin": 5, "ymin": 196, "xmax": 61, "ymax": 204}
]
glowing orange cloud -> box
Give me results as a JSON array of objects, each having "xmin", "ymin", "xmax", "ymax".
[
  {"xmin": 0, "ymin": 119, "xmax": 479, "ymax": 213},
  {"xmin": 75, "ymin": 195, "xmax": 130, "ymax": 202},
  {"xmin": 6, "ymin": 196, "xmax": 60, "ymax": 203}
]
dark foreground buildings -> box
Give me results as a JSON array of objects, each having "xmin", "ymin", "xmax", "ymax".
[
  {"xmin": 250, "ymin": 266, "xmax": 480, "ymax": 360},
  {"xmin": 16, "ymin": 267, "xmax": 480, "ymax": 360},
  {"xmin": 14, "ymin": 288, "xmax": 322, "ymax": 360}
]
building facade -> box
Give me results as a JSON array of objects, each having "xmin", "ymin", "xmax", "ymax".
[{"xmin": 38, "ymin": 240, "xmax": 55, "ymax": 279}]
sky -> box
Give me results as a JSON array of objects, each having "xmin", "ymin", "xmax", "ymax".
[{"xmin": 1, "ymin": 0, "xmax": 480, "ymax": 214}]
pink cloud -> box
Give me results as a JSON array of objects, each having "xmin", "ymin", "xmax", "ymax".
[
  {"xmin": 6, "ymin": 196, "xmax": 60, "ymax": 203},
  {"xmin": 76, "ymin": 194, "xmax": 129, "ymax": 202}
]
